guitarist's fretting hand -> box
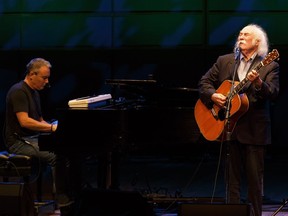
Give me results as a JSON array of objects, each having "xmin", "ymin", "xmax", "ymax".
[
  {"xmin": 247, "ymin": 69, "xmax": 263, "ymax": 89},
  {"xmin": 211, "ymin": 93, "xmax": 227, "ymax": 108}
]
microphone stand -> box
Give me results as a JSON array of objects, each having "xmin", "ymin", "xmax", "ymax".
[
  {"xmin": 271, "ymin": 199, "xmax": 288, "ymax": 216},
  {"xmin": 225, "ymin": 48, "xmax": 240, "ymax": 203}
]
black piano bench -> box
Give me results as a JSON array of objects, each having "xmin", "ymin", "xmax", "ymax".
[
  {"xmin": 0, "ymin": 151, "xmax": 56, "ymax": 215},
  {"xmin": 0, "ymin": 150, "xmax": 35, "ymax": 216},
  {"xmin": 0, "ymin": 150, "xmax": 31, "ymax": 182}
]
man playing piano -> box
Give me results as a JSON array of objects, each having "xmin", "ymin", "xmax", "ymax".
[{"xmin": 4, "ymin": 58, "xmax": 76, "ymax": 216}]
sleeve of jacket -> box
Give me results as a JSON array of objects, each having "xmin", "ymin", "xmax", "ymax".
[
  {"xmin": 198, "ymin": 54, "xmax": 234, "ymax": 109},
  {"xmin": 254, "ymin": 61, "xmax": 280, "ymax": 101}
]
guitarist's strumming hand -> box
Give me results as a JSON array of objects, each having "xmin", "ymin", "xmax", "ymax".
[
  {"xmin": 211, "ymin": 93, "xmax": 227, "ymax": 108},
  {"xmin": 247, "ymin": 69, "xmax": 263, "ymax": 90}
]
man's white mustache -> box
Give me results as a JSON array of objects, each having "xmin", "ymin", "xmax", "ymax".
[{"xmin": 238, "ymin": 41, "xmax": 246, "ymax": 45}]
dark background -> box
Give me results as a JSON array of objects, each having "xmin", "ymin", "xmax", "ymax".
[{"xmin": 0, "ymin": 0, "xmax": 287, "ymax": 155}]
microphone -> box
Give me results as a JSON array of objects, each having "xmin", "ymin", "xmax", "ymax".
[
  {"xmin": 45, "ymin": 83, "xmax": 51, "ymax": 88},
  {"xmin": 235, "ymin": 47, "xmax": 241, "ymax": 60}
]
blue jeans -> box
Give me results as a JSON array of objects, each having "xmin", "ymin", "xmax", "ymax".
[{"xmin": 8, "ymin": 136, "xmax": 74, "ymax": 207}]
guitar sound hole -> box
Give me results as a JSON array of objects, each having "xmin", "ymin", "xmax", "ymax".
[{"xmin": 218, "ymin": 108, "xmax": 226, "ymax": 121}]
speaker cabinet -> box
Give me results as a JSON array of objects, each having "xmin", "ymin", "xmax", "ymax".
[
  {"xmin": 0, "ymin": 183, "xmax": 34, "ymax": 216},
  {"xmin": 179, "ymin": 203, "xmax": 251, "ymax": 216}
]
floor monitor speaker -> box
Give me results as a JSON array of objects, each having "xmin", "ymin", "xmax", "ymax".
[
  {"xmin": 0, "ymin": 182, "xmax": 34, "ymax": 216},
  {"xmin": 179, "ymin": 203, "xmax": 252, "ymax": 216}
]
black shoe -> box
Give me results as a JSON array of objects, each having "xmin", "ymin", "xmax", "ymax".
[{"xmin": 60, "ymin": 202, "xmax": 75, "ymax": 216}]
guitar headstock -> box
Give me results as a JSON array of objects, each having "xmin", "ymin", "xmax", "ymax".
[{"xmin": 262, "ymin": 49, "xmax": 280, "ymax": 66}]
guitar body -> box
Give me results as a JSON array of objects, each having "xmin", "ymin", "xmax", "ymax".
[{"xmin": 194, "ymin": 80, "xmax": 249, "ymax": 141}]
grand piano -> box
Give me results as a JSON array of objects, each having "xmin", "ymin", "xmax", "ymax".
[{"xmin": 39, "ymin": 79, "xmax": 201, "ymax": 189}]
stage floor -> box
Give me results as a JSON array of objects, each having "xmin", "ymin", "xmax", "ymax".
[{"xmin": 42, "ymin": 150, "xmax": 288, "ymax": 216}]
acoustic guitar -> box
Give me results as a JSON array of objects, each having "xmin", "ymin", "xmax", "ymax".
[{"xmin": 194, "ymin": 49, "xmax": 279, "ymax": 141}]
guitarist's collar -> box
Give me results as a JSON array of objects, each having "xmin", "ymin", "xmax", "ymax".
[{"xmin": 240, "ymin": 51, "xmax": 257, "ymax": 62}]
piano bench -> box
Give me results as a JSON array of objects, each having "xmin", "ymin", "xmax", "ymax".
[
  {"xmin": 0, "ymin": 150, "xmax": 31, "ymax": 182},
  {"xmin": 0, "ymin": 151, "xmax": 54, "ymax": 197},
  {"xmin": 0, "ymin": 151, "xmax": 35, "ymax": 215},
  {"xmin": 0, "ymin": 151, "xmax": 56, "ymax": 215}
]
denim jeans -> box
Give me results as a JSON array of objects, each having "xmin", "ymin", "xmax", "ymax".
[{"xmin": 8, "ymin": 136, "xmax": 74, "ymax": 207}]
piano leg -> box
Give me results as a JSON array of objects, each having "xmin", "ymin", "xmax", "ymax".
[
  {"xmin": 97, "ymin": 150, "xmax": 120, "ymax": 190},
  {"xmin": 110, "ymin": 150, "xmax": 120, "ymax": 190},
  {"xmin": 105, "ymin": 152, "xmax": 112, "ymax": 189}
]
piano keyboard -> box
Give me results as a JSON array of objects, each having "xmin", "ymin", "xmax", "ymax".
[{"xmin": 68, "ymin": 94, "xmax": 112, "ymax": 108}]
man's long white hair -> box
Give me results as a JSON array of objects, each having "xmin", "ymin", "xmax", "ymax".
[{"xmin": 234, "ymin": 24, "xmax": 269, "ymax": 58}]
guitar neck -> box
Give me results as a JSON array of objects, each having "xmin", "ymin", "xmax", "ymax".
[
  {"xmin": 228, "ymin": 49, "xmax": 279, "ymax": 99},
  {"xmin": 229, "ymin": 61, "xmax": 263, "ymax": 99}
]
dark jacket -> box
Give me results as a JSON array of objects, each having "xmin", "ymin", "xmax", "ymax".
[{"xmin": 198, "ymin": 52, "xmax": 280, "ymax": 145}]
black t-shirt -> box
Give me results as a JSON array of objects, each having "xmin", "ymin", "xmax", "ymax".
[{"xmin": 5, "ymin": 80, "xmax": 42, "ymax": 147}]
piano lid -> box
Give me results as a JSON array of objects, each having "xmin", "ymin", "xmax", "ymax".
[
  {"xmin": 105, "ymin": 79, "xmax": 157, "ymax": 86},
  {"xmin": 105, "ymin": 79, "xmax": 197, "ymax": 93},
  {"xmin": 105, "ymin": 79, "xmax": 198, "ymax": 108}
]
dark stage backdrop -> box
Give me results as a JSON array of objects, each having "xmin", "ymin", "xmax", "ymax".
[{"xmin": 0, "ymin": 0, "xmax": 287, "ymax": 154}]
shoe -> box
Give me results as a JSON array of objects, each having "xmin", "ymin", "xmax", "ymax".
[
  {"xmin": 60, "ymin": 202, "xmax": 75, "ymax": 216},
  {"xmin": 58, "ymin": 200, "xmax": 75, "ymax": 208}
]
